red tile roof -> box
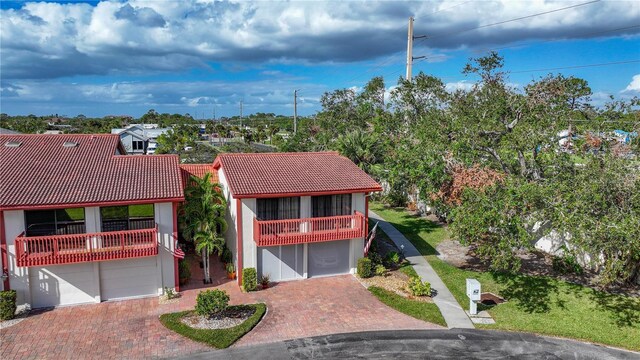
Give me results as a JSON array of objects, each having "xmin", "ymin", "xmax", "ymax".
[
  {"xmin": 0, "ymin": 134, "xmax": 184, "ymax": 209},
  {"xmin": 213, "ymin": 152, "xmax": 382, "ymax": 198},
  {"xmin": 179, "ymin": 164, "xmax": 218, "ymax": 189}
]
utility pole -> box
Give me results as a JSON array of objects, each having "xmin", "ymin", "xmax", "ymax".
[
  {"xmin": 240, "ymin": 99, "xmax": 243, "ymax": 128},
  {"xmin": 293, "ymin": 89, "xmax": 299, "ymax": 133},
  {"xmin": 406, "ymin": 17, "xmax": 414, "ymax": 80},
  {"xmin": 406, "ymin": 16, "xmax": 426, "ymax": 80}
]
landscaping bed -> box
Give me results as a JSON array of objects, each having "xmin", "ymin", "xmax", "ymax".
[
  {"xmin": 160, "ymin": 303, "xmax": 266, "ymax": 349},
  {"xmin": 370, "ymin": 202, "xmax": 640, "ymax": 351}
]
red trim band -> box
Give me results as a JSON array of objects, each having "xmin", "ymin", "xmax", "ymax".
[
  {"xmin": 0, "ymin": 197, "xmax": 186, "ymax": 211},
  {"xmin": 233, "ymin": 188, "xmax": 382, "ymax": 199}
]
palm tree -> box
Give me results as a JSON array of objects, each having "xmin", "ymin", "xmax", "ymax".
[
  {"xmin": 180, "ymin": 173, "xmax": 227, "ymax": 284},
  {"xmin": 336, "ymin": 129, "xmax": 384, "ymax": 177},
  {"xmin": 268, "ymin": 124, "xmax": 279, "ymax": 144}
]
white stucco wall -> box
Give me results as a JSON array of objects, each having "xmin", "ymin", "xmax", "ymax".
[
  {"xmin": 4, "ymin": 210, "xmax": 29, "ymax": 306},
  {"xmin": 155, "ymin": 202, "xmax": 176, "ymax": 294},
  {"xmin": 218, "ymin": 169, "xmax": 238, "ymax": 262},
  {"xmin": 241, "ymin": 198, "xmax": 257, "ymax": 270}
]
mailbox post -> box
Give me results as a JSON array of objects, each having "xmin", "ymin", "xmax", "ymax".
[{"xmin": 466, "ymin": 279, "xmax": 481, "ymax": 315}]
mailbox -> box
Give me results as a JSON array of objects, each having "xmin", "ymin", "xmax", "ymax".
[
  {"xmin": 466, "ymin": 279, "xmax": 481, "ymax": 315},
  {"xmin": 466, "ymin": 279, "xmax": 481, "ymax": 301}
]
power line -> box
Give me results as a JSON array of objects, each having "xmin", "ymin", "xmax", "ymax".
[
  {"xmin": 509, "ymin": 59, "xmax": 640, "ymax": 74},
  {"xmin": 428, "ymin": 0, "xmax": 602, "ymax": 40}
]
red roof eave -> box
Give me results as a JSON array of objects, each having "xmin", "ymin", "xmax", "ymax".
[
  {"xmin": 233, "ymin": 187, "xmax": 383, "ymax": 199},
  {"xmin": 0, "ymin": 197, "xmax": 185, "ymax": 211}
]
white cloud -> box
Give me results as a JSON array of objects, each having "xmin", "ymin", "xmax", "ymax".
[
  {"xmin": 445, "ymin": 80, "xmax": 474, "ymax": 92},
  {"xmin": 622, "ymin": 74, "xmax": 640, "ymax": 93},
  {"xmin": 1, "ymin": 0, "xmax": 638, "ymax": 79}
]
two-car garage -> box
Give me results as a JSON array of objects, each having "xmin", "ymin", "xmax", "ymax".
[
  {"xmin": 28, "ymin": 257, "xmax": 159, "ymax": 308},
  {"xmin": 257, "ymin": 239, "xmax": 353, "ymax": 282}
]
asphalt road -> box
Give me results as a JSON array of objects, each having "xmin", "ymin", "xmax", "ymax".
[{"xmin": 178, "ymin": 329, "xmax": 639, "ymax": 360}]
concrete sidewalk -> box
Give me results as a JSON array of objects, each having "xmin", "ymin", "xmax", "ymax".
[{"xmin": 369, "ymin": 211, "xmax": 474, "ymax": 329}]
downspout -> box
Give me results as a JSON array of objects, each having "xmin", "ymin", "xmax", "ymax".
[
  {"xmin": 236, "ymin": 199, "xmax": 243, "ymax": 286},
  {"xmin": 0, "ymin": 211, "xmax": 9, "ymax": 290}
]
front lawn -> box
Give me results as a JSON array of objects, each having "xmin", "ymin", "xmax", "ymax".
[
  {"xmin": 159, "ymin": 303, "xmax": 266, "ymax": 348},
  {"xmin": 370, "ymin": 203, "xmax": 640, "ymax": 351},
  {"xmin": 368, "ymin": 286, "xmax": 446, "ymax": 327}
]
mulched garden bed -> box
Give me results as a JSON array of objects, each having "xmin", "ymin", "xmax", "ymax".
[
  {"xmin": 181, "ymin": 306, "xmax": 255, "ymax": 330},
  {"xmin": 160, "ymin": 303, "xmax": 266, "ymax": 348}
]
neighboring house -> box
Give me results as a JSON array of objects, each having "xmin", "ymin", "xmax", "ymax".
[
  {"xmin": 212, "ymin": 152, "xmax": 382, "ymax": 285},
  {"xmin": 0, "ymin": 128, "xmax": 21, "ymax": 135},
  {"xmin": 111, "ymin": 125, "xmax": 171, "ymax": 155},
  {"xmin": 612, "ymin": 130, "xmax": 638, "ymax": 145},
  {"xmin": 0, "ymin": 134, "xmax": 185, "ymax": 308}
]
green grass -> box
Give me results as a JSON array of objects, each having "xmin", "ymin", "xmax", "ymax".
[
  {"xmin": 399, "ymin": 264, "xmax": 419, "ymax": 279},
  {"xmin": 368, "ymin": 286, "xmax": 446, "ymax": 327},
  {"xmin": 370, "ymin": 202, "xmax": 640, "ymax": 351},
  {"xmin": 159, "ymin": 304, "xmax": 266, "ymax": 348}
]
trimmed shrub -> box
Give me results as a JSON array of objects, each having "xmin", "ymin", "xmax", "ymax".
[
  {"xmin": 357, "ymin": 257, "xmax": 373, "ymax": 278},
  {"xmin": 242, "ymin": 268, "xmax": 257, "ymax": 292},
  {"xmin": 0, "ymin": 290, "xmax": 17, "ymax": 321},
  {"xmin": 375, "ymin": 264, "xmax": 387, "ymax": 276},
  {"xmin": 368, "ymin": 251, "xmax": 383, "ymax": 266},
  {"xmin": 179, "ymin": 259, "xmax": 191, "ymax": 285},
  {"xmin": 385, "ymin": 251, "xmax": 401, "ymax": 266},
  {"xmin": 408, "ymin": 277, "xmax": 431, "ymax": 297},
  {"xmin": 195, "ymin": 289, "xmax": 229, "ymax": 317}
]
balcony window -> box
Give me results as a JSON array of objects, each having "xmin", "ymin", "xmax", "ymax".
[
  {"xmin": 25, "ymin": 208, "xmax": 86, "ymax": 237},
  {"xmin": 101, "ymin": 204, "xmax": 155, "ymax": 232},
  {"xmin": 257, "ymin": 197, "xmax": 300, "ymax": 221},
  {"xmin": 312, "ymin": 194, "xmax": 352, "ymax": 218}
]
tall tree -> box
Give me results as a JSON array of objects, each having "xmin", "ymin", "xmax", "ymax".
[{"xmin": 180, "ymin": 173, "xmax": 227, "ymax": 284}]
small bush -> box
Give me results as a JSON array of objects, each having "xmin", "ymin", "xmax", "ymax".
[
  {"xmin": 385, "ymin": 251, "xmax": 401, "ymax": 266},
  {"xmin": 357, "ymin": 257, "xmax": 373, "ymax": 278},
  {"xmin": 368, "ymin": 251, "xmax": 384, "ymax": 266},
  {"xmin": 195, "ymin": 289, "xmax": 230, "ymax": 317},
  {"xmin": 375, "ymin": 264, "xmax": 387, "ymax": 276},
  {"xmin": 259, "ymin": 274, "xmax": 270, "ymax": 287},
  {"xmin": 164, "ymin": 287, "xmax": 179, "ymax": 300},
  {"xmin": 179, "ymin": 259, "xmax": 191, "ymax": 285},
  {"xmin": 0, "ymin": 290, "xmax": 17, "ymax": 321},
  {"xmin": 408, "ymin": 277, "xmax": 431, "ymax": 297},
  {"xmin": 552, "ymin": 254, "xmax": 584, "ymax": 275},
  {"xmin": 221, "ymin": 246, "xmax": 232, "ymax": 264},
  {"xmin": 242, "ymin": 268, "xmax": 257, "ymax": 292}
]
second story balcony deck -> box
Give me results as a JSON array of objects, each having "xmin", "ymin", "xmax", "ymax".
[
  {"xmin": 15, "ymin": 226, "xmax": 158, "ymax": 267},
  {"xmin": 253, "ymin": 212, "xmax": 366, "ymax": 247}
]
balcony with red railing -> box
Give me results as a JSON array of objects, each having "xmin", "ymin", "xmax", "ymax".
[
  {"xmin": 253, "ymin": 211, "xmax": 366, "ymax": 247},
  {"xmin": 15, "ymin": 225, "xmax": 158, "ymax": 267}
]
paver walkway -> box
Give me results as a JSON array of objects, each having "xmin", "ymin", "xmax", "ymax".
[
  {"xmin": 370, "ymin": 211, "xmax": 475, "ymax": 329},
  {"xmin": 0, "ymin": 255, "xmax": 440, "ymax": 360}
]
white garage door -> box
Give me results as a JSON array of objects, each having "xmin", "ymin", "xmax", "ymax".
[
  {"xmin": 308, "ymin": 240, "xmax": 351, "ymax": 278},
  {"xmin": 258, "ymin": 244, "xmax": 304, "ymax": 282},
  {"xmin": 100, "ymin": 257, "xmax": 158, "ymax": 301},
  {"xmin": 29, "ymin": 264, "xmax": 95, "ymax": 308}
]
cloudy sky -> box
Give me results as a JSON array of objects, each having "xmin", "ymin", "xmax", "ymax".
[{"xmin": 1, "ymin": 0, "xmax": 639, "ymax": 118}]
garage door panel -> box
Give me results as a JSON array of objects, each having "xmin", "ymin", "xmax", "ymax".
[
  {"xmin": 308, "ymin": 240, "xmax": 350, "ymax": 278},
  {"xmin": 30, "ymin": 264, "xmax": 95, "ymax": 308},
  {"xmin": 100, "ymin": 257, "xmax": 157, "ymax": 300},
  {"xmin": 258, "ymin": 245, "xmax": 303, "ymax": 281}
]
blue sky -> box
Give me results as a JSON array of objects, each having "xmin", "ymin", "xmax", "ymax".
[{"xmin": 1, "ymin": 0, "xmax": 639, "ymax": 118}]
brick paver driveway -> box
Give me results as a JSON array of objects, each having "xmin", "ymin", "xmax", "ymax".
[{"xmin": 1, "ymin": 258, "xmax": 440, "ymax": 359}]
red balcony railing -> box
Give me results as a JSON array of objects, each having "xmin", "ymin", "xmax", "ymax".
[
  {"xmin": 253, "ymin": 212, "xmax": 366, "ymax": 247},
  {"xmin": 15, "ymin": 226, "xmax": 158, "ymax": 267}
]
